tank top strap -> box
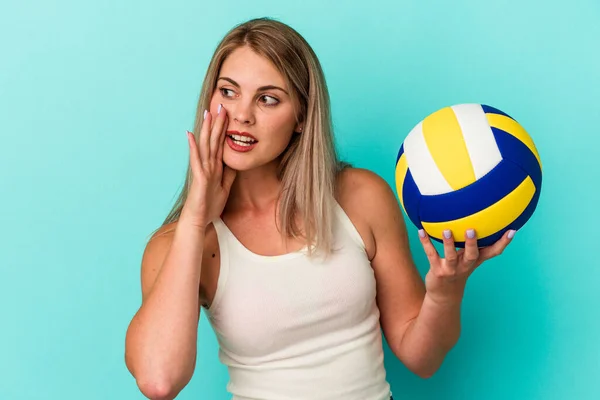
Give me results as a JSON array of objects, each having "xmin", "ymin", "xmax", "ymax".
[{"xmin": 332, "ymin": 199, "xmax": 368, "ymax": 252}]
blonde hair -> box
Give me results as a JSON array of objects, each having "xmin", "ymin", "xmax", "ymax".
[{"xmin": 154, "ymin": 17, "xmax": 349, "ymax": 257}]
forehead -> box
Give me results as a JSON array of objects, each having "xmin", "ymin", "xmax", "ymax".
[{"xmin": 219, "ymin": 46, "xmax": 287, "ymax": 89}]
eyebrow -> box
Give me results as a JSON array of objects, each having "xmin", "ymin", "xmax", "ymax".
[{"xmin": 217, "ymin": 77, "xmax": 289, "ymax": 95}]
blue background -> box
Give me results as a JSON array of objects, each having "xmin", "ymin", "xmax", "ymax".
[{"xmin": 1, "ymin": 0, "xmax": 599, "ymax": 399}]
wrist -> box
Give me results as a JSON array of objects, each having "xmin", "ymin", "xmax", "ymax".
[
  {"xmin": 425, "ymin": 289, "xmax": 464, "ymax": 308},
  {"xmin": 425, "ymin": 272, "xmax": 467, "ymax": 306},
  {"xmin": 178, "ymin": 213, "xmax": 208, "ymax": 231},
  {"xmin": 179, "ymin": 207, "xmax": 208, "ymax": 229}
]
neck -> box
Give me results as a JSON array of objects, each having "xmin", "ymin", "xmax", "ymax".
[{"xmin": 226, "ymin": 160, "xmax": 283, "ymax": 214}]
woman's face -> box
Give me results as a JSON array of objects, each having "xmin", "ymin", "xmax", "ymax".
[{"xmin": 209, "ymin": 45, "xmax": 301, "ymax": 172}]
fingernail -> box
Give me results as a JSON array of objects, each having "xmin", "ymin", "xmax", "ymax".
[
  {"xmin": 466, "ymin": 229, "xmax": 475, "ymax": 239},
  {"xmin": 508, "ymin": 230, "xmax": 516, "ymax": 239},
  {"xmin": 418, "ymin": 229, "xmax": 425, "ymax": 238},
  {"xmin": 217, "ymin": 104, "xmax": 222, "ymax": 114},
  {"xmin": 443, "ymin": 229, "xmax": 452, "ymax": 239},
  {"xmin": 203, "ymin": 109, "xmax": 207, "ymax": 120}
]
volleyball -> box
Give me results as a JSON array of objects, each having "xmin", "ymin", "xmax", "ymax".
[{"xmin": 395, "ymin": 104, "xmax": 542, "ymax": 247}]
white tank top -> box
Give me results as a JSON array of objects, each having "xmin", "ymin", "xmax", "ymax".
[{"xmin": 203, "ymin": 200, "xmax": 392, "ymax": 400}]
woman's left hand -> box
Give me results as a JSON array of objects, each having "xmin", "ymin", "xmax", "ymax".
[{"xmin": 419, "ymin": 228, "xmax": 516, "ymax": 306}]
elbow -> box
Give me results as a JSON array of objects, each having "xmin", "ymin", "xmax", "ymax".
[
  {"xmin": 124, "ymin": 337, "xmax": 192, "ymax": 399},
  {"xmin": 407, "ymin": 351, "xmax": 453, "ymax": 379},
  {"xmin": 392, "ymin": 357, "xmax": 440, "ymax": 380},
  {"xmin": 126, "ymin": 362, "xmax": 193, "ymax": 400},
  {"xmin": 132, "ymin": 369, "xmax": 192, "ymax": 400},
  {"xmin": 391, "ymin": 345, "xmax": 445, "ymax": 380},
  {"xmin": 414, "ymin": 368, "xmax": 437, "ymax": 379},
  {"xmin": 137, "ymin": 378, "xmax": 177, "ymax": 400},
  {"xmin": 125, "ymin": 356, "xmax": 186, "ymax": 400},
  {"xmin": 402, "ymin": 361, "xmax": 439, "ymax": 380}
]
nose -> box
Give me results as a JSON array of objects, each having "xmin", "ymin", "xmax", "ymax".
[{"xmin": 231, "ymin": 99, "xmax": 255, "ymax": 126}]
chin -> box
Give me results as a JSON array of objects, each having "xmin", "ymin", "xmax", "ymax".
[
  {"xmin": 223, "ymin": 140, "xmax": 290, "ymax": 171},
  {"xmin": 223, "ymin": 152, "xmax": 258, "ymax": 172},
  {"xmin": 223, "ymin": 152, "xmax": 283, "ymax": 173}
]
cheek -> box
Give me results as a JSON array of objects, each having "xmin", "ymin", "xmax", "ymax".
[
  {"xmin": 262, "ymin": 126, "xmax": 294, "ymax": 153},
  {"xmin": 208, "ymin": 93, "xmax": 224, "ymax": 117},
  {"xmin": 262, "ymin": 112, "xmax": 296, "ymax": 140}
]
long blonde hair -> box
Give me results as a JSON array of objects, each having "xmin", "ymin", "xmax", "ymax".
[{"xmin": 154, "ymin": 17, "xmax": 349, "ymax": 257}]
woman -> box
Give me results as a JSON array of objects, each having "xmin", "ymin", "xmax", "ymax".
[{"xmin": 124, "ymin": 17, "xmax": 515, "ymax": 400}]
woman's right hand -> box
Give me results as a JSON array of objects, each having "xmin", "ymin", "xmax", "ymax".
[{"xmin": 181, "ymin": 105, "xmax": 237, "ymax": 228}]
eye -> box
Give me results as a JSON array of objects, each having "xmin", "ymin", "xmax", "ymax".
[
  {"xmin": 219, "ymin": 87, "xmax": 235, "ymax": 98},
  {"xmin": 260, "ymin": 95, "xmax": 280, "ymax": 107}
]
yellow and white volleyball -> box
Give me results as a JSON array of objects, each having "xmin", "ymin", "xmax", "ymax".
[{"xmin": 395, "ymin": 104, "xmax": 542, "ymax": 247}]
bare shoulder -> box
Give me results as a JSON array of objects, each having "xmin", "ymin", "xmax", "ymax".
[
  {"xmin": 337, "ymin": 167, "xmax": 395, "ymax": 199},
  {"xmin": 336, "ymin": 167, "xmax": 399, "ymax": 224},
  {"xmin": 139, "ymin": 222, "xmax": 178, "ymax": 302},
  {"xmin": 336, "ymin": 167, "xmax": 399, "ymax": 260}
]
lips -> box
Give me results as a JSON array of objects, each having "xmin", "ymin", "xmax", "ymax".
[
  {"xmin": 226, "ymin": 130, "xmax": 258, "ymax": 152},
  {"xmin": 226, "ymin": 130, "xmax": 258, "ymax": 142}
]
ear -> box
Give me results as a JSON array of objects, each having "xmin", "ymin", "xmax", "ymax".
[{"xmin": 294, "ymin": 123, "xmax": 304, "ymax": 134}]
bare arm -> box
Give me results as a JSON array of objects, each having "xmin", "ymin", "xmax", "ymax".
[
  {"xmin": 125, "ymin": 221, "xmax": 205, "ymax": 399},
  {"xmin": 394, "ymin": 291, "xmax": 462, "ymax": 378},
  {"xmin": 125, "ymin": 106, "xmax": 236, "ymax": 399},
  {"xmin": 351, "ymin": 169, "xmax": 433, "ymax": 377},
  {"xmin": 355, "ymin": 168, "xmax": 514, "ymax": 378},
  {"xmin": 399, "ymin": 225, "xmax": 514, "ymax": 377}
]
